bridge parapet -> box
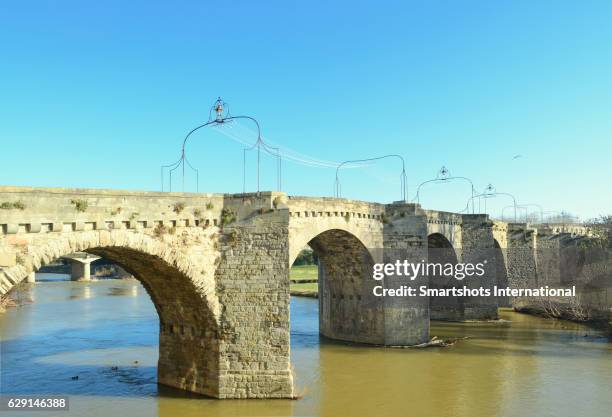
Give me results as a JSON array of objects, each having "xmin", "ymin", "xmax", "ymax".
[
  {"xmin": 535, "ymin": 223, "xmax": 591, "ymax": 238},
  {"xmin": 0, "ymin": 186, "xmax": 231, "ymax": 239},
  {"xmin": 424, "ymin": 209, "xmax": 463, "ymax": 250},
  {"xmin": 286, "ymin": 196, "xmax": 386, "ymax": 265}
]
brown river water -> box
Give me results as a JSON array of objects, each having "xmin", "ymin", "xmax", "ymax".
[{"xmin": 1, "ymin": 274, "xmax": 611, "ymax": 417}]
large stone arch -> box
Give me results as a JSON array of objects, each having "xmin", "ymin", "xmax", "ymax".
[
  {"xmin": 288, "ymin": 222, "xmax": 378, "ymax": 268},
  {"xmin": 0, "ymin": 229, "xmax": 222, "ymax": 397},
  {"xmin": 302, "ymin": 228, "xmax": 384, "ymax": 344},
  {"xmin": 427, "ymin": 233, "xmax": 464, "ymax": 321}
]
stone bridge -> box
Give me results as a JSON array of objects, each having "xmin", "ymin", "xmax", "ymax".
[{"xmin": 0, "ymin": 186, "xmax": 591, "ymax": 399}]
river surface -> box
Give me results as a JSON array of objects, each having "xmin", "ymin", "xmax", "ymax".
[{"xmin": 1, "ymin": 274, "xmax": 611, "ymax": 417}]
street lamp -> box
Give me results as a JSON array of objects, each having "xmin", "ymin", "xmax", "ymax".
[
  {"xmin": 161, "ymin": 97, "xmax": 280, "ymax": 193},
  {"xmin": 542, "ymin": 210, "xmax": 561, "ymax": 223},
  {"xmin": 242, "ymin": 131, "xmax": 281, "ymax": 194},
  {"xmin": 518, "ymin": 203, "xmax": 544, "ymax": 223},
  {"xmin": 502, "ymin": 205, "xmax": 528, "ymax": 222},
  {"xmin": 464, "ymin": 183, "xmax": 518, "ymax": 221},
  {"xmin": 334, "ymin": 155, "xmax": 407, "ymax": 202},
  {"xmin": 413, "ymin": 166, "xmax": 476, "ymax": 213}
]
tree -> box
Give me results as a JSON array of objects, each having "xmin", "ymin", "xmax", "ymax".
[{"xmin": 293, "ymin": 248, "xmax": 318, "ymax": 266}]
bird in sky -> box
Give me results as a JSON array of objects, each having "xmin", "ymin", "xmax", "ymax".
[{"xmin": 512, "ymin": 154, "xmax": 523, "ymax": 160}]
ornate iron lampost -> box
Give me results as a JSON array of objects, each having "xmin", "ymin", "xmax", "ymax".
[
  {"xmin": 464, "ymin": 184, "xmax": 518, "ymax": 221},
  {"xmin": 161, "ymin": 97, "xmax": 281, "ymax": 193},
  {"xmin": 413, "ymin": 166, "xmax": 476, "ymax": 213},
  {"xmin": 518, "ymin": 203, "xmax": 544, "ymax": 223},
  {"xmin": 542, "ymin": 210, "xmax": 561, "ymax": 223},
  {"xmin": 334, "ymin": 155, "xmax": 407, "ymax": 202},
  {"xmin": 502, "ymin": 205, "xmax": 529, "ymax": 222}
]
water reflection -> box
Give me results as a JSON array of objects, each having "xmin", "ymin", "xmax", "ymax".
[
  {"xmin": 107, "ymin": 284, "xmax": 139, "ymax": 297},
  {"xmin": 0, "ymin": 280, "xmax": 611, "ymax": 417},
  {"xmin": 69, "ymin": 285, "xmax": 93, "ymax": 300}
]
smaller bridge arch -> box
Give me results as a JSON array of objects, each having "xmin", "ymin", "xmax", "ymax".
[
  {"xmin": 427, "ymin": 233, "xmax": 464, "ymax": 321},
  {"xmin": 493, "ymin": 238, "xmax": 510, "ymax": 307},
  {"xmin": 293, "ymin": 228, "xmax": 384, "ymax": 344}
]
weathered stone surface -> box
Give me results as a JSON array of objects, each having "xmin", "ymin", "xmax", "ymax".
[{"xmin": 0, "ymin": 186, "xmax": 592, "ymax": 398}]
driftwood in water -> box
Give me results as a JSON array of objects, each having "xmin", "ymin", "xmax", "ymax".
[{"xmin": 388, "ymin": 336, "xmax": 470, "ymax": 349}]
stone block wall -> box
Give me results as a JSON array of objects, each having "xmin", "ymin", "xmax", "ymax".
[
  {"xmin": 2, "ymin": 186, "xmax": 594, "ymax": 398},
  {"xmin": 214, "ymin": 193, "xmax": 293, "ymax": 398},
  {"xmin": 381, "ymin": 202, "xmax": 430, "ymax": 345},
  {"xmin": 0, "ymin": 187, "xmax": 293, "ymax": 399},
  {"xmin": 505, "ymin": 224, "xmax": 538, "ymax": 309},
  {"xmin": 459, "ymin": 215, "xmax": 498, "ymax": 320}
]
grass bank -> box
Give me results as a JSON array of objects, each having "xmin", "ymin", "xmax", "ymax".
[{"xmin": 290, "ymin": 265, "xmax": 318, "ymax": 297}]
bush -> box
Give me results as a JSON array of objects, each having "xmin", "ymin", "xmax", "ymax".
[
  {"xmin": 0, "ymin": 201, "xmax": 26, "ymax": 210},
  {"xmin": 293, "ymin": 249, "xmax": 318, "ymax": 266},
  {"xmin": 154, "ymin": 223, "xmax": 167, "ymax": 237},
  {"xmin": 173, "ymin": 202, "xmax": 185, "ymax": 214},
  {"xmin": 220, "ymin": 208, "xmax": 237, "ymax": 226},
  {"xmin": 70, "ymin": 199, "xmax": 88, "ymax": 212}
]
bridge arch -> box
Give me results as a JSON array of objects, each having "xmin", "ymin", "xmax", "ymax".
[
  {"xmin": 0, "ymin": 229, "xmax": 222, "ymax": 397},
  {"xmin": 293, "ymin": 228, "xmax": 385, "ymax": 344},
  {"xmin": 427, "ymin": 232, "xmax": 465, "ymax": 321},
  {"xmin": 289, "ymin": 223, "xmax": 377, "ymax": 268},
  {"xmin": 493, "ymin": 238, "xmax": 510, "ymax": 307}
]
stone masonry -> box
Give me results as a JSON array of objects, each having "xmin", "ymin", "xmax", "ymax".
[{"xmin": 0, "ymin": 186, "xmax": 591, "ymax": 398}]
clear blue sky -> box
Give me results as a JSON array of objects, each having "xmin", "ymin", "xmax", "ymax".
[{"xmin": 1, "ymin": 1, "xmax": 610, "ymax": 219}]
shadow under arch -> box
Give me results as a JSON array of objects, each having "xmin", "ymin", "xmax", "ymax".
[
  {"xmin": 427, "ymin": 233, "xmax": 464, "ymax": 321},
  {"xmin": 302, "ymin": 228, "xmax": 383, "ymax": 344},
  {"xmin": 2, "ymin": 230, "xmax": 222, "ymax": 398},
  {"xmin": 493, "ymin": 239, "xmax": 510, "ymax": 307}
]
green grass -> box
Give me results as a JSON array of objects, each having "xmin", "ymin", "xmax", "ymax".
[
  {"xmin": 290, "ymin": 282, "xmax": 318, "ymax": 292},
  {"xmin": 290, "ymin": 264, "xmax": 318, "ymax": 295},
  {"xmin": 290, "ymin": 264, "xmax": 318, "ymax": 282}
]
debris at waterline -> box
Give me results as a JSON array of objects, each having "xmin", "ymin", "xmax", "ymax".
[{"xmin": 389, "ymin": 336, "xmax": 470, "ymax": 348}]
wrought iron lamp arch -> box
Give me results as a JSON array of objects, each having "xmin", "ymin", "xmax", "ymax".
[
  {"xmin": 462, "ymin": 184, "xmax": 518, "ymax": 221},
  {"xmin": 413, "ymin": 166, "xmax": 476, "ymax": 213},
  {"xmin": 334, "ymin": 155, "xmax": 407, "ymax": 202},
  {"xmin": 160, "ymin": 97, "xmax": 281, "ymax": 193}
]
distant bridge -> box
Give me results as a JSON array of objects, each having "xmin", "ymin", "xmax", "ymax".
[{"xmin": 0, "ymin": 186, "xmax": 591, "ymax": 398}]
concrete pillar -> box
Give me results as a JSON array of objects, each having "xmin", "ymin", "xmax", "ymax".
[
  {"xmin": 63, "ymin": 253, "xmax": 100, "ymax": 282},
  {"xmin": 70, "ymin": 260, "xmax": 93, "ymax": 281}
]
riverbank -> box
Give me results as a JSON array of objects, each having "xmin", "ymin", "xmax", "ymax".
[
  {"xmin": 515, "ymin": 301, "xmax": 612, "ymax": 335},
  {"xmin": 0, "ymin": 283, "xmax": 32, "ymax": 312},
  {"xmin": 290, "ymin": 265, "xmax": 318, "ymax": 297}
]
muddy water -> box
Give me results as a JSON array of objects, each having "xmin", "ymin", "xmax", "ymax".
[{"xmin": 1, "ymin": 275, "xmax": 611, "ymax": 417}]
